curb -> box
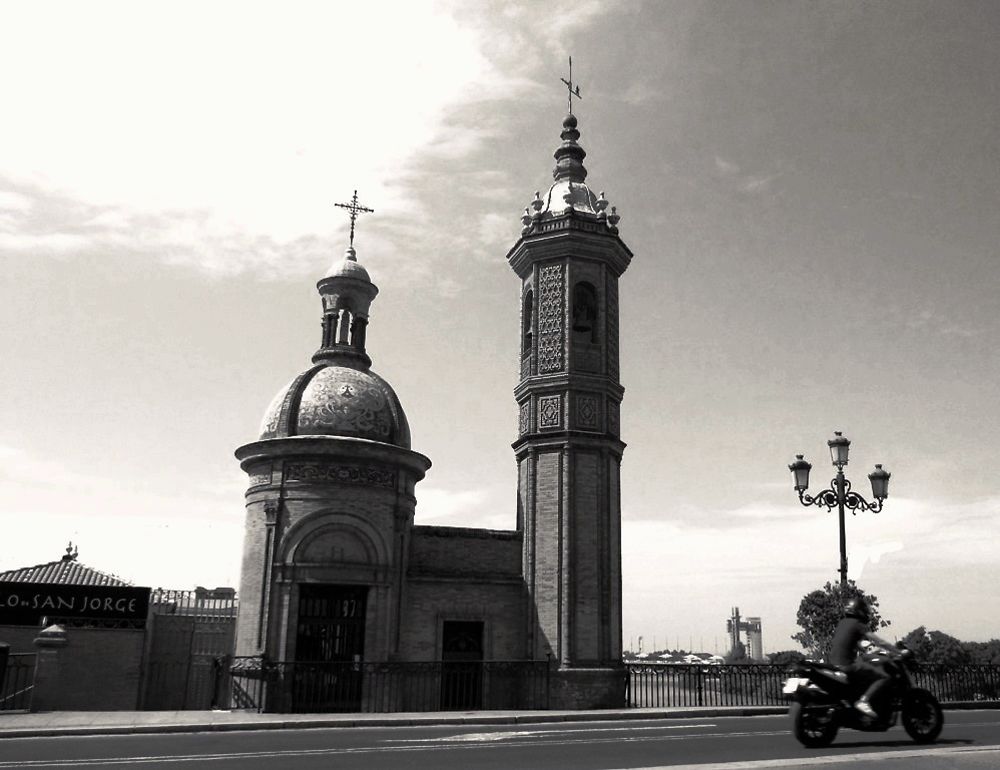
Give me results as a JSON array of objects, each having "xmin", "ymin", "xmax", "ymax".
[{"xmin": 0, "ymin": 707, "xmax": 789, "ymax": 739}]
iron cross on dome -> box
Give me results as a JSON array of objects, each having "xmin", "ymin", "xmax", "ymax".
[
  {"xmin": 560, "ymin": 56, "xmax": 582, "ymax": 114},
  {"xmin": 334, "ymin": 190, "xmax": 374, "ymax": 248}
]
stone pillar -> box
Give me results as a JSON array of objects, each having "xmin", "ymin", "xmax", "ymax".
[{"xmin": 30, "ymin": 624, "xmax": 68, "ymax": 712}]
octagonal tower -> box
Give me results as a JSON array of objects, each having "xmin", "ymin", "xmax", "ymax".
[{"xmin": 508, "ymin": 113, "xmax": 632, "ymax": 707}]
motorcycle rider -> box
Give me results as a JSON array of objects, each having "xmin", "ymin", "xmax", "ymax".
[{"xmin": 829, "ymin": 596, "xmax": 895, "ymax": 718}]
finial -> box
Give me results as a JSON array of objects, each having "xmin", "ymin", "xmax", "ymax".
[
  {"xmin": 334, "ymin": 190, "xmax": 374, "ymax": 249},
  {"xmin": 62, "ymin": 542, "xmax": 78, "ymax": 562},
  {"xmin": 552, "ymin": 112, "xmax": 588, "ymax": 182},
  {"xmin": 560, "ymin": 56, "xmax": 582, "ymax": 115}
]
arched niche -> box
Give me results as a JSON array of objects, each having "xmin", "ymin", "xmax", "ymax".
[
  {"xmin": 522, "ymin": 289, "xmax": 534, "ymax": 354},
  {"xmin": 572, "ymin": 281, "xmax": 598, "ymax": 344},
  {"xmin": 280, "ymin": 512, "xmax": 389, "ymax": 569}
]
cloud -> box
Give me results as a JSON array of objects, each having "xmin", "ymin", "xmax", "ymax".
[
  {"xmin": 0, "ymin": 442, "xmax": 245, "ymax": 588},
  {"xmin": 713, "ymin": 156, "xmax": 783, "ymax": 195},
  {"xmin": 889, "ymin": 305, "xmax": 985, "ymax": 339},
  {"xmin": 619, "ymin": 80, "xmax": 663, "ymax": 106},
  {"xmin": 414, "ymin": 485, "xmax": 513, "ymax": 530},
  {"xmin": 0, "ymin": 2, "xmax": 527, "ymax": 282}
]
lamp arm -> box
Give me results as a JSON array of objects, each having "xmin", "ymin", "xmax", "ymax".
[
  {"xmin": 844, "ymin": 490, "xmax": 884, "ymax": 514},
  {"xmin": 797, "ymin": 486, "xmax": 838, "ymax": 511}
]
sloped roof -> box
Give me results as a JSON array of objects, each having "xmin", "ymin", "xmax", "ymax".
[{"xmin": 0, "ymin": 552, "xmax": 130, "ymax": 587}]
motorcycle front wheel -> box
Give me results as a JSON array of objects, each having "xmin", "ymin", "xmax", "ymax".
[
  {"xmin": 790, "ymin": 701, "xmax": 839, "ymax": 748},
  {"xmin": 902, "ymin": 688, "xmax": 943, "ymax": 743}
]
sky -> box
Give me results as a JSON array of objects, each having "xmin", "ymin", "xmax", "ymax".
[{"xmin": 1, "ymin": 0, "xmax": 998, "ymax": 656}]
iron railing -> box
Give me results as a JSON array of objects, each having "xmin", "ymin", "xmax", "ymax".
[
  {"xmin": 217, "ymin": 657, "xmax": 552, "ymax": 713},
  {"xmin": 913, "ymin": 664, "xmax": 1000, "ymax": 703},
  {"xmin": 626, "ymin": 663, "xmax": 1000, "ymax": 708},
  {"xmin": 1, "ymin": 653, "xmax": 36, "ymax": 711},
  {"xmin": 627, "ymin": 664, "xmax": 787, "ymax": 708}
]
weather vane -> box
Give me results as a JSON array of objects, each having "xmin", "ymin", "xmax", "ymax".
[
  {"xmin": 334, "ymin": 190, "xmax": 374, "ymax": 248},
  {"xmin": 560, "ymin": 55, "xmax": 582, "ymax": 114}
]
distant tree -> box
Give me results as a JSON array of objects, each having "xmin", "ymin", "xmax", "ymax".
[
  {"xmin": 769, "ymin": 650, "xmax": 807, "ymax": 667},
  {"xmin": 724, "ymin": 641, "xmax": 748, "ymax": 664},
  {"xmin": 962, "ymin": 639, "xmax": 1000, "ymax": 665},
  {"xmin": 792, "ymin": 580, "xmax": 889, "ymax": 660},
  {"xmin": 902, "ymin": 627, "xmax": 973, "ymax": 666}
]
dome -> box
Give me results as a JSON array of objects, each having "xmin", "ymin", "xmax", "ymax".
[
  {"xmin": 537, "ymin": 178, "xmax": 602, "ymax": 218},
  {"xmin": 518, "ymin": 113, "xmax": 620, "ymax": 237},
  {"xmin": 259, "ymin": 364, "xmax": 411, "ymax": 448},
  {"xmin": 323, "ymin": 246, "xmax": 372, "ymax": 283}
]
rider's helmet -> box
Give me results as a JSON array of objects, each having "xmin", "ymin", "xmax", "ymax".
[{"xmin": 844, "ymin": 596, "xmax": 871, "ymax": 623}]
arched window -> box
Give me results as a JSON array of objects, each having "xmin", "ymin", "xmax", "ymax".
[
  {"xmin": 572, "ymin": 282, "xmax": 598, "ymax": 344},
  {"xmin": 522, "ymin": 289, "xmax": 533, "ymax": 354}
]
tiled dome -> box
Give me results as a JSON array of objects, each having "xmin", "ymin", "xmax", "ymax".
[{"xmin": 259, "ymin": 364, "xmax": 411, "ymax": 448}]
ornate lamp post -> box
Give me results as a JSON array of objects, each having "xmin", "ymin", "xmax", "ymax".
[{"xmin": 789, "ymin": 432, "xmax": 891, "ymax": 588}]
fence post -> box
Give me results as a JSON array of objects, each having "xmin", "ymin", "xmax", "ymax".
[
  {"xmin": 545, "ymin": 653, "xmax": 552, "ymax": 710},
  {"xmin": 697, "ymin": 667, "xmax": 704, "ymax": 706},
  {"xmin": 30, "ymin": 625, "xmax": 68, "ymax": 712},
  {"xmin": 0, "ymin": 642, "xmax": 8, "ymax": 690}
]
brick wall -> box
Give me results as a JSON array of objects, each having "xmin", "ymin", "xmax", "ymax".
[
  {"xmin": 401, "ymin": 526, "xmax": 527, "ymax": 661},
  {"xmin": 32, "ymin": 627, "xmax": 145, "ymax": 711},
  {"xmin": 573, "ymin": 451, "xmax": 601, "ymax": 662},
  {"xmin": 533, "ymin": 450, "xmax": 561, "ymax": 659},
  {"xmin": 397, "ymin": 579, "xmax": 527, "ymax": 661},
  {"xmin": 408, "ymin": 526, "xmax": 521, "ymax": 579},
  {"xmin": 0, "ymin": 626, "xmax": 41, "ymax": 654}
]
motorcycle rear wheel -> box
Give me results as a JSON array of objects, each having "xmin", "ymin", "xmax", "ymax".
[
  {"xmin": 790, "ymin": 701, "xmax": 839, "ymax": 748},
  {"xmin": 902, "ymin": 688, "xmax": 943, "ymax": 744}
]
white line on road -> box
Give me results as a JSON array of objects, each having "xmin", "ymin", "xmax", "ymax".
[
  {"xmin": 389, "ymin": 723, "xmax": 719, "ymax": 742},
  {"xmin": 611, "ymin": 745, "xmax": 1000, "ymax": 770},
  {"xmin": 2, "ymin": 727, "xmax": 998, "ymax": 767}
]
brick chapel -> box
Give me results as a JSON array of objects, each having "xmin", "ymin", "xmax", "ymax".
[{"xmin": 234, "ymin": 110, "xmax": 633, "ymax": 709}]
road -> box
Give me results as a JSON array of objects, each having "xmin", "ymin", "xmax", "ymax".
[{"xmin": 1, "ymin": 711, "xmax": 999, "ymax": 769}]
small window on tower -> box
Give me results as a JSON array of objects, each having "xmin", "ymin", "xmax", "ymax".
[
  {"xmin": 522, "ymin": 290, "xmax": 533, "ymax": 354},
  {"xmin": 572, "ymin": 282, "xmax": 598, "ymax": 344}
]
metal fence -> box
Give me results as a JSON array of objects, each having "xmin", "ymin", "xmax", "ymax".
[
  {"xmin": 217, "ymin": 658, "xmax": 552, "ymax": 713},
  {"xmin": 0, "ymin": 653, "xmax": 36, "ymax": 711},
  {"xmin": 141, "ymin": 589, "xmax": 237, "ymax": 710},
  {"xmin": 627, "ymin": 664, "xmax": 787, "ymax": 708},
  {"xmin": 913, "ymin": 664, "xmax": 1000, "ymax": 703},
  {"xmin": 626, "ymin": 663, "xmax": 1000, "ymax": 708}
]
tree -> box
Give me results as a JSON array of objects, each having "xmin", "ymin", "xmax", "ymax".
[
  {"xmin": 769, "ymin": 650, "xmax": 807, "ymax": 667},
  {"xmin": 724, "ymin": 641, "xmax": 748, "ymax": 664},
  {"xmin": 902, "ymin": 627, "xmax": 973, "ymax": 666},
  {"xmin": 963, "ymin": 639, "xmax": 1000, "ymax": 665},
  {"xmin": 792, "ymin": 580, "xmax": 890, "ymax": 660}
]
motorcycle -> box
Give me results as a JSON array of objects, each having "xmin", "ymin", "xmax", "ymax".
[{"xmin": 782, "ymin": 641, "xmax": 944, "ymax": 748}]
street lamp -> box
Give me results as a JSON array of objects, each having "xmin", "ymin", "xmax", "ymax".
[{"xmin": 788, "ymin": 432, "xmax": 891, "ymax": 588}]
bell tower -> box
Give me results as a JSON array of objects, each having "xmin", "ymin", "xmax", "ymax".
[{"xmin": 508, "ymin": 109, "xmax": 632, "ymax": 707}]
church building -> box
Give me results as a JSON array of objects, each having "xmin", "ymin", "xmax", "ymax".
[{"xmin": 234, "ymin": 107, "xmax": 633, "ymax": 710}]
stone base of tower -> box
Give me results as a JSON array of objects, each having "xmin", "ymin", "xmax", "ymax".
[{"xmin": 548, "ymin": 666, "xmax": 628, "ymax": 710}]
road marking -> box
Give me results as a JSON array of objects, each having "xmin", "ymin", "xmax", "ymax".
[
  {"xmin": 390, "ymin": 723, "xmax": 719, "ymax": 742},
  {"xmin": 610, "ymin": 745, "xmax": 1000, "ymax": 770},
  {"xmin": 2, "ymin": 732, "xmax": 998, "ymax": 767}
]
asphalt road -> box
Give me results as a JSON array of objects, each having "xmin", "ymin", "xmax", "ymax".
[{"xmin": 1, "ymin": 711, "xmax": 999, "ymax": 769}]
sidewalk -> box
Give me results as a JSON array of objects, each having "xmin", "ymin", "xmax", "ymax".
[{"xmin": 0, "ymin": 706, "xmax": 788, "ymax": 739}]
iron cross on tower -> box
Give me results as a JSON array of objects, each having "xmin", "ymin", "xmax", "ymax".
[
  {"xmin": 334, "ymin": 190, "xmax": 374, "ymax": 248},
  {"xmin": 561, "ymin": 56, "xmax": 582, "ymax": 114}
]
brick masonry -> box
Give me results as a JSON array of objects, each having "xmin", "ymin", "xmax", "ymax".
[{"xmin": 30, "ymin": 626, "xmax": 145, "ymax": 711}]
